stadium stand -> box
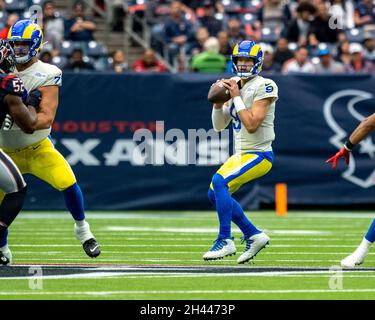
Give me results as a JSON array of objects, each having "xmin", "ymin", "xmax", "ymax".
[{"xmin": 0, "ymin": 0, "xmax": 373, "ymax": 74}]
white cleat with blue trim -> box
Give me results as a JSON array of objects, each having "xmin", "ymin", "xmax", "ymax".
[
  {"xmin": 237, "ymin": 232, "xmax": 270, "ymax": 264},
  {"xmin": 203, "ymin": 237, "xmax": 236, "ymax": 261}
]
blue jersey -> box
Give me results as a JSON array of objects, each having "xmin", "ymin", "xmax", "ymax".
[{"xmin": 0, "ymin": 73, "xmax": 26, "ymax": 124}]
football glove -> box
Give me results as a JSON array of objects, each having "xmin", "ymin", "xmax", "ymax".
[
  {"xmin": 26, "ymin": 90, "xmax": 42, "ymax": 110},
  {"xmin": 1, "ymin": 114, "xmax": 14, "ymax": 131},
  {"xmin": 326, "ymin": 147, "xmax": 350, "ymax": 169}
]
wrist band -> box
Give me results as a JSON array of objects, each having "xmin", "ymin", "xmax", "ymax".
[
  {"xmin": 233, "ymin": 96, "xmax": 246, "ymax": 113},
  {"xmin": 344, "ymin": 140, "xmax": 355, "ymax": 152}
]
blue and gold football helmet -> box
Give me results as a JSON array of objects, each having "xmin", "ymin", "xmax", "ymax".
[
  {"xmin": 231, "ymin": 40, "xmax": 263, "ymax": 79},
  {"xmin": 7, "ymin": 19, "xmax": 43, "ymax": 64}
]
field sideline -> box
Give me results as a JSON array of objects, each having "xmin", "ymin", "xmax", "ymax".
[{"xmin": 0, "ymin": 210, "xmax": 375, "ymax": 300}]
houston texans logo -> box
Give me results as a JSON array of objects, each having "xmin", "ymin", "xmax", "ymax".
[{"xmin": 324, "ymin": 89, "xmax": 375, "ymax": 188}]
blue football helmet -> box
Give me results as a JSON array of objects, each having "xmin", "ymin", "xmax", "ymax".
[
  {"xmin": 231, "ymin": 40, "xmax": 263, "ymax": 79},
  {"xmin": 7, "ymin": 19, "xmax": 43, "ymax": 65}
]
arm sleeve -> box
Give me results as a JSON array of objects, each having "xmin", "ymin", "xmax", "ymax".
[
  {"xmin": 253, "ymin": 79, "xmax": 279, "ymax": 103},
  {"xmin": 211, "ymin": 103, "xmax": 231, "ymax": 132}
]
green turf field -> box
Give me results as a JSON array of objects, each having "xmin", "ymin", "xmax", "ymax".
[{"xmin": 0, "ymin": 210, "xmax": 375, "ymax": 300}]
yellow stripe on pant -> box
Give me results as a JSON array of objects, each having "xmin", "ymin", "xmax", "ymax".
[
  {"xmin": 1, "ymin": 138, "xmax": 76, "ymax": 191},
  {"xmin": 210, "ymin": 152, "xmax": 273, "ymax": 194}
]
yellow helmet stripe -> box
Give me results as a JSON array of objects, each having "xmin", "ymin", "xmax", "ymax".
[
  {"xmin": 232, "ymin": 43, "xmax": 239, "ymax": 55},
  {"xmin": 7, "ymin": 25, "xmax": 13, "ymax": 39},
  {"xmin": 249, "ymin": 44, "xmax": 260, "ymax": 57},
  {"xmin": 22, "ymin": 24, "xmax": 36, "ymax": 39}
]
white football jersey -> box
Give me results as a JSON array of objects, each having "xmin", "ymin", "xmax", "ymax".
[
  {"xmin": 227, "ymin": 75, "xmax": 278, "ymax": 153},
  {"xmin": 0, "ymin": 60, "xmax": 62, "ymax": 149}
]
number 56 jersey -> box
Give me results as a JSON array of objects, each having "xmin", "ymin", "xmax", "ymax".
[
  {"xmin": 0, "ymin": 60, "xmax": 62, "ymax": 150},
  {"xmin": 228, "ymin": 75, "xmax": 278, "ymax": 154}
]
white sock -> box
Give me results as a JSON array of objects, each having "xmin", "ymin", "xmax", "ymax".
[
  {"xmin": 354, "ymin": 238, "xmax": 372, "ymax": 257},
  {"xmin": 0, "ymin": 244, "xmax": 9, "ymax": 252},
  {"xmin": 75, "ymin": 220, "xmax": 86, "ymax": 227}
]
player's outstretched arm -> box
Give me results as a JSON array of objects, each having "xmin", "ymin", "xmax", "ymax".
[
  {"xmin": 35, "ymin": 85, "xmax": 59, "ymax": 130},
  {"xmin": 4, "ymin": 95, "xmax": 37, "ymax": 134},
  {"xmin": 326, "ymin": 113, "xmax": 375, "ymax": 169}
]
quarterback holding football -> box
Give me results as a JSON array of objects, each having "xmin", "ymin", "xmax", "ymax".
[{"xmin": 204, "ymin": 40, "xmax": 279, "ymax": 264}]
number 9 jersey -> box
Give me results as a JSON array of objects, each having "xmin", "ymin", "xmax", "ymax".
[
  {"xmin": 228, "ymin": 75, "xmax": 278, "ymax": 154},
  {"xmin": 0, "ymin": 60, "xmax": 62, "ymax": 149}
]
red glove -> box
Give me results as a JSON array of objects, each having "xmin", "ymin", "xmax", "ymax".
[{"xmin": 326, "ymin": 148, "xmax": 350, "ymax": 169}]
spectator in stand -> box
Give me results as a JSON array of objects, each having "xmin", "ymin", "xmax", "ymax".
[
  {"xmin": 273, "ymin": 37, "xmax": 294, "ymax": 66},
  {"xmin": 347, "ymin": 42, "xmax": 375, "ymax": 73},
  {"xmin": 43, "ymin": 1, "xmax": 64, "ymax": 53},
  {"xmin": 338, "ymin": 40, "xmax": 352, "ymax": 68},
  {"xmin": 282, "ymin": 46, "xmax": 316, "ymax": 74},
  {"xmin": 354, "ymin": 0, "xmax": 375, "ymax": 27},
  {"xmin": 260, "ymin": 43, "xmax": 281, "ymax": 73},
  {"xmin": 257, "ymin": 0, "xmax": 291, "ymax": 37},
  {"xmin": 198, "ymin": 0, "xmax": 223, "ymax": 37},
  {"xmin": 65, "ymin": 0, "xmax": 97, "ymax": 42},
  {"xmin": 363, "ymin": 35, "xmax": 375, "ymax": 62},
  {"xmin": 111, "ymin": 50, "xmax": 128, "ymax": 73},
  {"xmin": 226, "ymin": 18, "xmax": 246, "ymax": 49},
  {"xmin": 314, "ymin": 46, "xmax": 346, "ymax": 73},
  {"xmin": 217, "ymin": 30, "xmax": 232, "ymax": 60},
  {"xmin": 164, "ymin": 1, "xmax": 193, "ymax": 60},
  {"xmin": 328, "ymin": 0, "xmax": 355, "ymax": 29},
  {"xmin": 0, "ymin": 13, "xmax": 18, "ymax": 39},
  {"xmin": 65, "ymin": 48, "xmax": 95, "ymax": 71},
  {"xmin": 191, "ymin": 37, "xmax": 226, "ymax": 73},
  {"xmin": 284, "ymin": 2, "xmax": 316, "ymax": 46},
  {"xmin": 187, "ymin": 26, "xmax": 209, "ymax": 56},
  {"xmin": 133, "ymin": 48, "xmax": 167, "ymax": 73},
  {"xmin": 308, "ymin": 2, "xmax": 339, "ymax": 45},
  {"xmin": 40, "ymin": 51, "xmax": 53, "ymax": 64}
]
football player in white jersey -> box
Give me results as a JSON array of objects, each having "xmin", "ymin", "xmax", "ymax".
[
  {"xmin": 204, "ymin": 40, "xmax": 279, "ymax": 264},
  {"xmin": 0, "ymin": 20, "xmax": 100, "ymax": 264}
]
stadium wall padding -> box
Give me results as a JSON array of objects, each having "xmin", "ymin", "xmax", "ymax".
[{"xmin": 23, "ymin": 73, "xmax": 375, "ymax": 210}]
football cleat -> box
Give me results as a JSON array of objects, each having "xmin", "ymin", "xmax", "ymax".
[
  {"xmin": 237, "ymin": 232, "xmax": 270, "ymax": 264},
  {"xmin": 341, "ymin": 253, "xmax": 365, "ymax": 269},
  {"xmin": 74, "ymin": 221, "xmax": 101, "ymax": 258},
  {"xmin": 0, "ymin": 247, "xmax": 12, "ymax": 266},
  {"xmin": 0, "ymin": 251, "xmax": 10, "ymax": 266},
  {"xmin": 203, "ymin": 237, "xmax": 236, "ymax": 261},
  {"xmin": 82, "ymin": 238, "xmax": 101, "ymax": 258}
]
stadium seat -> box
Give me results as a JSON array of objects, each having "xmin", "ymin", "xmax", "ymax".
[
  {"xmin": 4, "ymin": 0, "xmax": 28, "ymax": 12},
  {"xmin": 287, "ymin": 42, "xmax": 298, "ymax": 52},
  {"xmin": 260, "ymin": 27, "xmax": 278, "ymax": 43},
  {"xmin": 93, "ymin": 57, "xmax": 111, "ymax": 71},
  {"xmin": 241, "ymin": 13, "xmax": 256, "ymax": 25},
  {"xmin": 345, "ymin": 28, "xmax": 365, "ymax": 43},
  {"xmin": 59, "ymin": 41, "xmax": 87, "ymax": 57},
  {"xmin": 52, "ymin": 56, "xmax": 68, "ymax": 69},
  {"xmin": 59, "ymin": 41, "xmax": 75, "ymax": 57},
  {"xmin": 86, "ymin": 41, "xmax": 108, "ymax": 58}
]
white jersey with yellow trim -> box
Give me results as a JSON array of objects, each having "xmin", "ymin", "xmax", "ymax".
[
  {"xmin": 227, "ymin": 75, "xmax": 278, "ymax": 154},
  {"xmin": 0, "ymin": 60, "xmax": 62, "ymax": 149}
]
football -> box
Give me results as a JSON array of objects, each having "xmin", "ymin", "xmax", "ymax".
[{"xmin": 207, "ymin": 77, "xmax": 241, "ymax": 104}]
